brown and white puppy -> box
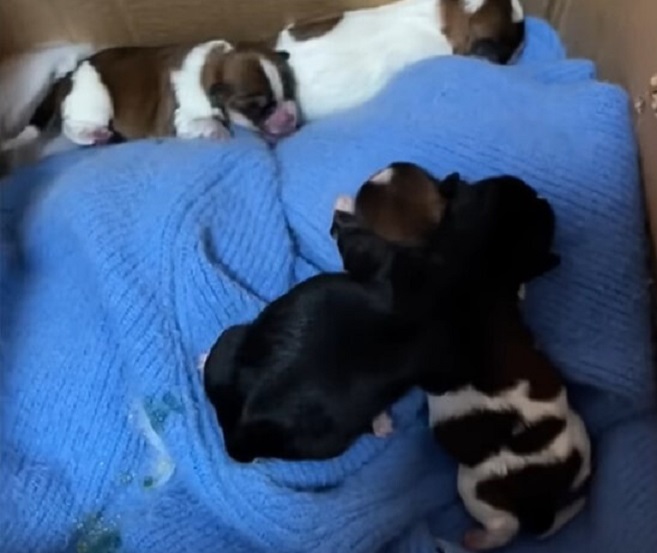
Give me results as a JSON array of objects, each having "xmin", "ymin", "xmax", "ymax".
[
  {"xmin": 338, "ymin": 163, "xmax": 591, "ymax": 551},
  {"xmin": 32, "ymin": 41, "xmax": 298, "ymax": 145},
  {"xmin": 276, "ymin": 0, "xmax": 525, "ymax": 120}
]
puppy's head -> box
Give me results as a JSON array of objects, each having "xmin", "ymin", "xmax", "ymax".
[
  {"xmin": 348, "ymin": 162, "xmax": 458, "ymax": 246},
  {"xmin": 333, "ymin": 163, "xmax": 558, "ymax": 289},
  {"xmin": 467, "ymin": 175, "xmax": 560, "ymax": 285},
  {"xmin": 331, "ymin": 163, "xmax": 464, "ymax": 282},
  {"xmin": 441, "ymin": 0, "xmax": 526, "ymax": 64},
  {"xmin": 205, "ymin": 47, "xmax": 299, "ymax": 140}
]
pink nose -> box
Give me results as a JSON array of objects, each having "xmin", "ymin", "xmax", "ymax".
[{"xmin": 263, "ymin": 100, "xmax": 299, "ymax": 137}]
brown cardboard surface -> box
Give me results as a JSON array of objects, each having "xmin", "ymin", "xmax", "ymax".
[
  {"xmin": 529, "ymin": 0, "xmax": 656, "ymax": 339},
  {"xmin": 0, "ymin": 0, "xmax": 394, "ymax": 57},
  {"xmin": 525, "ymin": 0, "xmax": 657, "ymax": 259},
  {"xmin": 0, "ymin": 0, "xmax": 655, "ymax": 254}
]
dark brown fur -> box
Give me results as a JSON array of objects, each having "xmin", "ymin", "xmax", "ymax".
[
  {"xmin": 287, "ymin": 14, "xmax": 345, "ymax": 41},
  {"xmin": 441, "ymin": 0, "xmax": 524, "ymax": 63},
  {"xmin": 84, "ymin": 45, "xmax": 188, "ymax": 139}
]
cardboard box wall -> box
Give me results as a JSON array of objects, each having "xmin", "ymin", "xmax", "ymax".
[{"xmin": 0, "ymin": 0, "xmax": 655, "ymax": 258}]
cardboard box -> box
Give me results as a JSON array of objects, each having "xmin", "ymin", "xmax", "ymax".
[{"xmin": 0, "ymin": 0, "xmax": 655, "ymax": 257}]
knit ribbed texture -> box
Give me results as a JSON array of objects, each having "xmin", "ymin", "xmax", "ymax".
[{"xmin": 1, "ymin": 18, "xmax": 655, "ymax": 553}]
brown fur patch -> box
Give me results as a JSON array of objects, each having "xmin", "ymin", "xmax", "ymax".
[
  {"xmin": 86, "ymin": 45, "xmax": 190, "ymax": 139},
  {"xmin": 354, "ymin": 163, "xmax": 449, "ymax": 246},
  {"xmin": 287, "ymin": 13, "xmax": 345, "ymax": 41}
]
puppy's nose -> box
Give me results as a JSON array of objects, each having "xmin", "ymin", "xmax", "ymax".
[{"xmin": 264, "ymin": 100, "xmax": 299, "ymax": 137}]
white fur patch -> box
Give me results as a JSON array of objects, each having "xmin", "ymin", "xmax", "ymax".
[
  {"xmin": 462, "ymin": 0, "xmax": 487, "ymax": 13},
  {"xmin": 170, "ymin": 40, "xmax": 233, "ymax": 138},
  {"xmin": 462, "ymin": 0, "xmax": 524, "ymax": 22},
  {"xmin": 334, "ymin": 195, "xmax": 355, "ymax": 214},
  {"xmin": 462, "ymin": 514, "xmax": 520, "ymax": 550},
  {"xmin": 259, "ymin": 57, "xmax": 285, "ymax": 102},
  {"xmin": 62, "ymin": 61, "xmax": 113, "ymax": 145},
  {"xmin": 372, "ymin": 411, "xmax": 394, "ymax": 437},
  {"xmin": 276, "ymin": 0, "xmax": 452, "ymax": 121},
  {"xmin": 0, "ymin": 42, "xmax": 95, "ymax": 141},
  {"xmin": 197, "ymin": 353, "xmax": 209, "ymax": 374},
  {"xmin": 472, "ymin": 411, "xmax": 587, "ymax": 478},
  {"xmin": 517, "ymin": 284, "xmax": 527, "ymax": 301},
  {"xmin": 227, "ymin": 109, "xmax": 256, "ymax": 131},
  {"xmin": 427, "ymin": 381, "xmax": 567, "ymax": 427},
  {"xmin": 511, "ymin": 0, "xmax": 524, "ymax": 23},
  {"xmin": 369, "ymin": 167, "xmax": 395, "ymax": 185}
]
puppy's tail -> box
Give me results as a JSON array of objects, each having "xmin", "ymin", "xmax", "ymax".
[{"xmin": 0, "ymin": 42, "xmax": 96, "ymax": 141}]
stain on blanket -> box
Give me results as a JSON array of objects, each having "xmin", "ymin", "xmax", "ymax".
[
  {"xmin": 132, "ymin": 393, "xmax": 184, "ymax": 489},
  {"xmin": 73, "ymin": 513, "xmax": 122, "ymax": 553}
]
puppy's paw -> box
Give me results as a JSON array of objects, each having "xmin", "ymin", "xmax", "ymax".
[
  {"xmin": 463, "ymin": 529, "xmax": 494, "ymax": 551},
  {"xmin": 176, "ymin": 115, "xmax": 230, "ymax": 140},
  {"xmin": 372, "ymin": 411, "xmax": 394, "ymax": 438},
  {"xmin": 334, "ymin": 195, "xmax": 355, "ymax": 214},
  {"xmin": 63, "ymin": 120, "xmax": 113, "ymax": 146}
]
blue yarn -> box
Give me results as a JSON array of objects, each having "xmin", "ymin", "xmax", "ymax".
[{"xmin": 1, "ymin": 18, "xmax": 655, "ymax": 553}]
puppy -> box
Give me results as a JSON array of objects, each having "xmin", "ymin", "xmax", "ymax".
[
  {"xmin": 340, "ymin": 163, "xmax": 591, "ymax": 551},
  {"xmin": 276, "ymin": 0, "xmax": 525, "ymax": 120},
  {"xmin": 31, "ymin": 41, "xmax": 298, "ymax": 145},
  {"xmin": 202, "ymin": 267, "xmax": 426, "ymax": 463}
]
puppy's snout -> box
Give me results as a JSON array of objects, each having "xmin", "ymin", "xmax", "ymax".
[{"xmin": 263, "ymin": 100, "xmax": 299, "ymax": 137}]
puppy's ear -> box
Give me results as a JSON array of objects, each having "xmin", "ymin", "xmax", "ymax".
[
  {"xmin": 276, "ymin": 50, "xmax": 291, "ymax": 61},
  {"xmin": 439, "ymin": 173, "xmax": 462, "ymax": 199}
]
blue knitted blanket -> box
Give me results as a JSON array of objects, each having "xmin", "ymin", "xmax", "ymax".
[{"xmin": 1, "ymin": 19, "xmax": 655, "ymax": 553}]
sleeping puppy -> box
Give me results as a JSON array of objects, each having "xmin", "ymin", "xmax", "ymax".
[
  {"xmin": 276, "ymin": 0, "xmax": 525, "ymax": 120},
  {"xmin": 339, "ymin": 163, "xmax": 591, "ymax": 551},
  {"xmin": 29, "ymin": 41, "xmax": 298, "ymax": 146},
  {"xmin": 202, "ymin": 268, "xmax": 427, "ymax": 463}
]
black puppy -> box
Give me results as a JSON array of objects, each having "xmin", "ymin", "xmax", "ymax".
[
  {"xmin": 202, "ymin": 217, "xmax": 450, "ymax": 462},
  {"xmin": 203, "ymin": 276, "xmax": 430, "ymax": 462}
]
